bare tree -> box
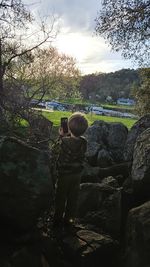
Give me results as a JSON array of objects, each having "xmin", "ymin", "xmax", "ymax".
[
  {"xmin": 0, "ymin": 0, "xmax": 57, "ymax": 102},
  {"xmin": 0, "ymin": 0, "xmax": 58, "ymax": 134}
]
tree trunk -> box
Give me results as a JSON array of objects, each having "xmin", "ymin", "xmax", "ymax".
[{"xmin": 0, "ymin": 39, "xmax": 4, "ymax": 98}]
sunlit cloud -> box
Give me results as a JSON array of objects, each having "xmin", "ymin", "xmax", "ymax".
[
  {"xmin": 24, "ymin": 0, "xmax": 135, "ymax": 74},
  {"xmin": 54, "ymin": 29, "xmax": 134, "ymax": 74}
]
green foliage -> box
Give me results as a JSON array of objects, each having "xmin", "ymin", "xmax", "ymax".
[
  {"xmin": 95, "ymin": 0, "xmax": 150, "ymax": 66},
  {"xmin": 24, "ymin": 48, "xmax": 81, "ymax": 101},
  {"xmin": 133, "ymin": 68, "xmax": 150, "ymax": 116},
  {"xmin": 79, "ymin": 69, "xmax": 139, "ymax": 102},
  {"xmin": 0, "ymin": 0, "xmax": 80, "ymax": 132}
]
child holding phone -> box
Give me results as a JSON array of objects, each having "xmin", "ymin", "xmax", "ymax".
[{"xmin": 53, "ymin": 112, "xmax": 88, "ymax": 228}]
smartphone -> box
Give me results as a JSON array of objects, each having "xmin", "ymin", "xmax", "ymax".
[{"xmin": 61, "ymin": 117, "xmax": 68, "ymax": 133}]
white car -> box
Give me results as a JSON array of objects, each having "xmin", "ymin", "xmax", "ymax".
[
  {"xmin": 90, "ymin": 106, "xmax": 104, "ymax": 115},
  {"xmin": 45, "ymin": 103, "xmax": 54, "ymax": 110}
]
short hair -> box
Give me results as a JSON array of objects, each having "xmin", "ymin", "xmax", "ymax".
[{"xmin": 68, "ymin": 112, "xmax": 88, "ymax": 137}]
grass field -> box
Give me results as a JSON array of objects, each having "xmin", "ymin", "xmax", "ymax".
[
  {"xmin": 43, "ymin": 110, "xmax": 137, "ymax": 129},
  {"xmin": 102, "ymin": 103, "xmax": 134, "ymax": 111}
]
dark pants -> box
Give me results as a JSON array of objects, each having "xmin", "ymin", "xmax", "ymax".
[{"xmin": 54, "ymin": 172, "xmax": 81, "ymax": 222}]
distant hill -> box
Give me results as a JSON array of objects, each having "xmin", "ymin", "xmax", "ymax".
[{"xmin": 79, "ymin": 69, "xmax": 139, "ymax": 102}]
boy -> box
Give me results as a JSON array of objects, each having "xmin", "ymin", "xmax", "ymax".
[{"xmin": 53, "ymin": 112, "xmax": 88, "ymax": 227}]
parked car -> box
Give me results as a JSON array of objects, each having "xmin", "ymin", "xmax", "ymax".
[
  {"xmin": 37, "ymin": 101, "xmax": 46, "ymax": 108},
  {"xmin": 117, "ymin": 98, "xmax": 135, "ymax": 106},
  {"xmin": 90, "ymin": 106, "xmax": 104, "ymax": 115},
  {"xmin": 45, "ymin": 103, "xmax": 54, "ymax": 111},
  {"xmin": 46, "ymin": 101, "xmax": 66, "ymax": 111},
  {"xmin": 30, "ymin": 99, "xmax": 46, "ymax": 108}
]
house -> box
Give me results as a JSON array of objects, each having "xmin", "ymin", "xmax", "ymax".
[{"xmin": 117, "ymin": 98, "xmax": 135, "ymax": 106}]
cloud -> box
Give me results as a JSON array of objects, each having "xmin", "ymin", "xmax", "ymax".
[
  {"xmin": 54, "ymin": 30, "xmax": 134, "ymax": 74},
  {"xmin": 24, "ymin": 0, "xmax": 135, "ymax": 74},
  {"xmin": 25, "ymin": 0, "xmax": 101, "ymax": 32}
]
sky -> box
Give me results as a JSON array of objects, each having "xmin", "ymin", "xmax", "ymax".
[{"xmin": 25, "ymin": 0, "xmax": 136, "ymax": 75}]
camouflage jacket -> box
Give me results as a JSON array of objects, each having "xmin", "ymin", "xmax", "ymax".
[{"xmin": 52, "ymin": 135, "xmax": 87, "ymax": 176}]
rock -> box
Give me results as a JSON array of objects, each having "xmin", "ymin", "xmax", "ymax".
[
  {"xmin": 101, "ymin": 176, "xmax": 119, "ymax": 188},
  {"xmin": 85, "ymin": 120, "xmax": 128, "ymax": 167},
  {"xmin": 131, "ymin": 128, "xmax": 150, "ymax": 201},
  {"xmin": 106, "ymin": 122, "xmax": 128, "ymax": 163},
  {"xmin": 97, "ymin": 149, "xmax": 113, "ymax": 167},
  {"xmin": 124, "ymin": 114, "xmax": 150, "ymax": 161},
  {"xmin": 81, "ymin": 162, "xmax": 130, "ymax": 184},
  {"xmin": 110, "ymin": 148, "xmax": 125, "ymax": 163},
  {"xmin": 99, "ymin": 162, "xmax": 131, "ymax": 181},
  {"xmin": 85, "ymin": 142, "xmax": 102, "ymax": 166},
  {"xmin": 77, "ymin": 182, "xmax": 122, "ymax": 238},
  {"xmin": 125, "ymin": 201, "xmax": 150, "ymax": 267},
  {"xmin": 10, "ymin": 246, "xmax": 43, "ymax": 267},
  {"xmin": 28, "ymin": 114, "xmax": 53, "ymax": 149},
  {"xmin": 0, "ymin": 136, "xmax": 54, "ymax": 231},
  {"xmin": 85, "ymin": 121, "xmax": 109, "ymax": 143},
  {"xmin": 107, "ymin": 122, "xmax": 128, "ymax": 150},
  {"xmin": 63, "ymin": 229, "xmax": 118, "ymax": 267},
  {"xmin": 81, "ymin": 163, "xmax": 100, "ymax": 183}
]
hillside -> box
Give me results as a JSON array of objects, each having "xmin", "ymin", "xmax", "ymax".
[{"xmin": 79, "ymin": 68, "xmax": 139, "ymax": 102}]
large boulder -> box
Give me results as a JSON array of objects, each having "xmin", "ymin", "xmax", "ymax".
[
  {"xmin": 125, "ymin": 201, "xmax": 150, "ymax": 267},
  {"xmin": 124, "ymin": 114, "xmax": 150, "ymax": 161},
  {"xmin": 63, "ymin": 228, "xmax": 118, "ymax": 267},
  {"xmin": 77, "ymin": 181, "xmax": 122, "ymax": 238},
  {"xmin": 0, "ymin": 136, "xmax": 54, "ymax": 231},
  {"xmin": 86, "ymin": 142, "xmax": 102, "ymax": 166},
  {"xmin": 85, "ymin": 121, "xmax": 109, "ymax": 143},
  {"xmin": 85, "ymin": 120, "xmax": 128, "ymax": 167},
  {"xmin": 131, "ymin": 128, "xmax": 150, "ymax": 201},
  {"xmin": 107, "ymin": 122, "xmax": 128, "ymax": 150},
  {"xmin": 28, "ymin": 113, "xmax": 53, "ymax": 149},
  {"xmin": 81, "ymin": 162, "xmax": 130, "ymax": 184},
  {"xmin": 81, "ymin": 163, "xmax": 100, "ymax": 183},
  {"xmin": 97, "ymin": 149, "xmax": 113, "ymax": 167}
]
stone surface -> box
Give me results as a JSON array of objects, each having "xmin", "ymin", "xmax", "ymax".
[
  {"xmin": 125, "ymin": 201, "xmax": 150, "ymax": 267},
  {"xmin": 124, "ymin": 114, "xmax": 150, "ymax": 162},
  {"xmin": 131, "ymin": 128, "xmax": 150, "ymax": 200},
  {"xmin": 77, "ymin": 182, "xmax": 122, "ymax": 238},
  {"xmin": 81, "ymin": 163, "xmax": 100, "ymax": 183},
  {"xmin": 107, "ymin": 122, "xmax": 128, "ymax": 150},
  {"xmin": 85, "ymin": 120, "xmax": 128, "ymax": 167},
  {"xmin": 28, "ymin": 114, "xmax": 53, "ymax": 148},
  {"xmin": 0, "ymin": 136, "xmax": 54, "ymax": 231},
  {"xmin": 63, "ymin": 228, "xmax": 118, "ymax": 267},
  {"xmin": 85, "ymin": 142, "xmax": 102, "ymax": 166},
  {"xmin": 101, "ymin": 176, "xmax": 119, "ymax": 188},
  {"xmin": 97, "ymin": 149, "xmax": 113, "ymax": 167}
]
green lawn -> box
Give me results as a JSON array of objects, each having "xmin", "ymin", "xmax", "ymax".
[
  {"xmin": 43, "ymin": 110, "xmax": 137, "ymax": 129},
  {"xmin": 102, "ymin": 103, "xmax": 134, "ymax": 110}
]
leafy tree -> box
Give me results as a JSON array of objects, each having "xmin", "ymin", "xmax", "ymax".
[
  {"xmin": 9, "ymin": 47, "xmax": 81, "ymax": 101},
  {"xmin": 79, "ymin": 69, "xmax": 139, "ymax": 102},
  {"xmin": 80, "ymin": 74, "xmax": 99, "ymax": 100},
  {"xmin": 31, "ymin": 47, "xmax": 81, "ymax": 100},
  {"xmin": 133, "ymin": 68, "xmax": 150, "ymax": 116},
  {"xmin": 95, "ymin": 0, "xmax": 150, "ymax": 65}
]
